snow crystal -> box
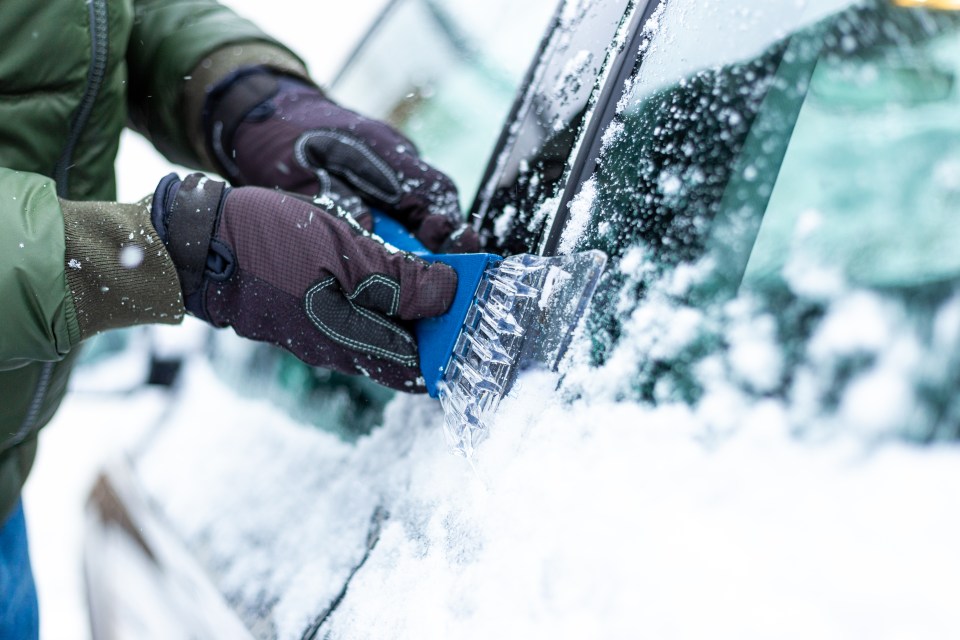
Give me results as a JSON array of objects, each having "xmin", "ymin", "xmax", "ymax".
[
  {"xmin": 528, "ymin": 196, "xmax": 559, "ymax": 233},
  {"xmin": 119, "ymin": 245, "xmax": 144, "ymax": 269},
  {"xmin": 552, "ymin": 49, "xmax": 593, "ymax": 107},
  {"xmin": 725, "ymin": 305, "xmax": 783, "ymax": 394},
  {"xmin": 808, "ymin": 292, "xmax": 895, "ymax": 361},
  {"xmin": 600, "ymin": 119, "xmax": 625, "ymax": 152},
  {"xmin": 839, "ymin": 365, "xmax": 915, "ymax": 436},
  {"xmin": 658, "ymin": 171, "xmax": 683, "ymax": 196}
]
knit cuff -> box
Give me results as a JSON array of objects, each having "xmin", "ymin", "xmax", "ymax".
[{"xmin": 62, "ymin": 198, "xmax": 185, "ymax": 340}]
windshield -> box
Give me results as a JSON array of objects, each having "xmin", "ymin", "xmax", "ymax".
[{"xmin": 567, "ymin": 0, "xmax": 960, "ymax": 441}]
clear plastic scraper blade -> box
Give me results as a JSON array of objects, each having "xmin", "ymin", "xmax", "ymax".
[{"xmin": 437, "ymin": 250, "xmax": 607, "ymax": 457}]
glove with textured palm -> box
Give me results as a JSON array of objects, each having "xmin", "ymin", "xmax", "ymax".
[
  {"xmin": 151, "ymin": 173, "xmax": 458, "ymax": 392},
  {"xmin": 204, "ymin": 68, "xmax": 480, "ymax": 254}
]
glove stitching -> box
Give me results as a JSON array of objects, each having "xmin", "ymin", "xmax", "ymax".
[
  {"xmin": 313, "ymin": 167, "xmax": 333, "ymax": 200},
  {"xmin": 294, "ymin": 130, "xmax": 403, "ymax": 205},
  {"xmin": 305, "ymin": 277, "xmax": 416, "ymax": 366},
  {"xmin": 353, "ymin": 303, "xmax": 415, "ymax": 351},
  {"xmin": 346, "ymin": 274, "xmax": 401, "ymax": 317}
]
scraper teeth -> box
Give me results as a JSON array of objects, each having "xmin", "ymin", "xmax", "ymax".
[
  {"xmin": 473, "ymin": 319, "xmax": 511, "ymax": 350},
  {"xmin": 489, "ymin": 274, "xmax": 539, "ymax": 299},
  {"xmin": 497, "ymin": 255, "xmax": 546, "ymax": 277},
  {"xmin": 465, "ymin": 333, "xmax": 513, "ymax": 365},
  {"xmin": 438, "ymin": 379, "xmax": 489, "ymax": 457},
  {"xmin": 460, "ymin": 362, "xmax": 503, "ymax": 395},
  {"xmin": 478, "ymin": 302, "xmax": 523, "ymax": 336},
  {"xmin": 436, "ymin": 261, "xmax": 538, "ymax": 458},
  {"xmin": 437, "ymin": 249, "xmax": 608, "ymax": 458}
]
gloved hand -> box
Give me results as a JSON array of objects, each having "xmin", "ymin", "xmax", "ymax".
[
  {"xmin": 151, "ymin": 173, "xmax": 458, "ymax": 392},
  {"xmin": 203, "ymin": 68, "xmax": 480, "ymax": 254}
]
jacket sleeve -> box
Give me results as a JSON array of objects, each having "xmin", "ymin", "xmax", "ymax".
[
  {"xmin": 0, "ymin": 169, "xmax": 79, "ymax": 370},
  {"xmin": 0, "ymin": 168, "xmax": 188, "ymax": 371},
  {"xmin": 127, "ymin": 0, "xmax": 308, "ymax": 169},
  {"xmin": 60, "ymin": 196, "xmax": 185, "ymax": 341}
]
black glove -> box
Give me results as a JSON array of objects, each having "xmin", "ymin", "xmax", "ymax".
[
  {"xmin": 204, "ymin": 68, "xmax": 480, "ymax": 254},
  {"xmin": 151, "ymin": 173, "xmax": 458, "ymax": 392}
]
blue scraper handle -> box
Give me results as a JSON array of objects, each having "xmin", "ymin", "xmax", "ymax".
[{"xmin": 371, "ymin": 211, "xmax": 502, "ymax": 397}]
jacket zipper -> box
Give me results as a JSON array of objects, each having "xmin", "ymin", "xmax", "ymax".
[
  {"xmin": 14, "ymin": 0, "xmax": 110, "ymax": 447},
  {"xmin": 54, "ymin": 0, "xmax": 110, "ymax": 195}
]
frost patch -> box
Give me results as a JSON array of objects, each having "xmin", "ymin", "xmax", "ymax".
[
  {"xmin": 558, "ymin": 177, "xmax": 597, "ymax": 254},
  {"xmin": 551, "ymin": 50, "xmax": 594, "ymax": 110},
  {"xmin": 493, "ymin": 205, "xmax": 516, "ymax": 241},
  {"xmin": 528, "ymin": 196, "xmax": 560, "ymax": 234}
]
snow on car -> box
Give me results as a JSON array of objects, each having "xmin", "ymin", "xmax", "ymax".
[{"xmin": 75, "ymin": 0, "xmax": 960, "ymax": 638}]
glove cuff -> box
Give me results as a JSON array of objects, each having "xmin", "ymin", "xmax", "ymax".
[
  {"xmin": 153, "ymin": 173, "xmax": 227, "ymax": 303},
  {"xmin": 203, "ymin": 68, "xmax": 280, "ymax": 182},
  {"xmin": 203, "ymin": 67, "xmax": 321, "ymax": 183},
  {"xmin": 183, "ymin": 43, "xmax": 311, "ymax": 171}
]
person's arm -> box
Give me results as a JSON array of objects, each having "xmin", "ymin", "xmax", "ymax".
[
  {"xmin": 0, "ymin": 169, "xmax": 78, "ymax": 369},
  {"xmin": 0, "ymin": 161, "xmax": 458, "ymax": 391},
  {"xmin": 60, "ymin": 197, "xmax": 185, "ymax": 340},
  {"xmin": 0, "ymin": 168, "xmax": 182, "ymax": 370},
  {"xmin": 2, "ymin": 2, "xmax": 304, "ymax": 369}
]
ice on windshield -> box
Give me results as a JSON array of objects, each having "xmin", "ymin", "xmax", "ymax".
[{"xmin": 627, "ymin": 0, "xmax": 867, "ymax": 102}]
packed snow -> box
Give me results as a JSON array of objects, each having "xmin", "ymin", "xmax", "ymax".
[{"xmin": 73, "ymin": 320, "xmax": 960, "ymax": 639}]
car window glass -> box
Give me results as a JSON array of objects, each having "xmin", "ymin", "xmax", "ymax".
[
  {"xmin": 564, "ymin": 0, "xmax": 960, "ymax": 440},
  {"xmin": 332, "ymin": 0, "xmax": 557, "ymax": 209},
  {"xmin": 742, "ymin": 19, "xmax": 960, "ymax": 290},
  {"xmin": 630, "ymin": 0, "xmax": 859, "ymax": 102},
  {"xmin": 576, "ymin": 0, "xmax": 960, "ymax": 305},
  {"xmin": 475, "ymin": 0, "xmax": 639, "ymax": 255}
]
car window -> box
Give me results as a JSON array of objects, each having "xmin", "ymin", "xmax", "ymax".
[
  {"xmin": 475, "ymin": 0, "xmax": 641, "ymax": 255},
  {"xmin": 562, "ymin": 0, "xmax": 960, "ymax": 440},
  {"xmin": 332, "ymin": 0, "xmax": 558, "ymax": 210},
  {"xmin": 743, "ymin": 12, "xmax": 960, "ymax": 291}
]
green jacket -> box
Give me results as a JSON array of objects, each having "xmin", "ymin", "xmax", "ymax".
[{"xmin": 0, "ymin": 0, "xmax": 306, "ymax": 520}]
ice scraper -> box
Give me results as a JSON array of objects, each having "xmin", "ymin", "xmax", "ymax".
[{"xmin": 372, "ymin": 211, "xmax": 607, "ymax": 457}]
